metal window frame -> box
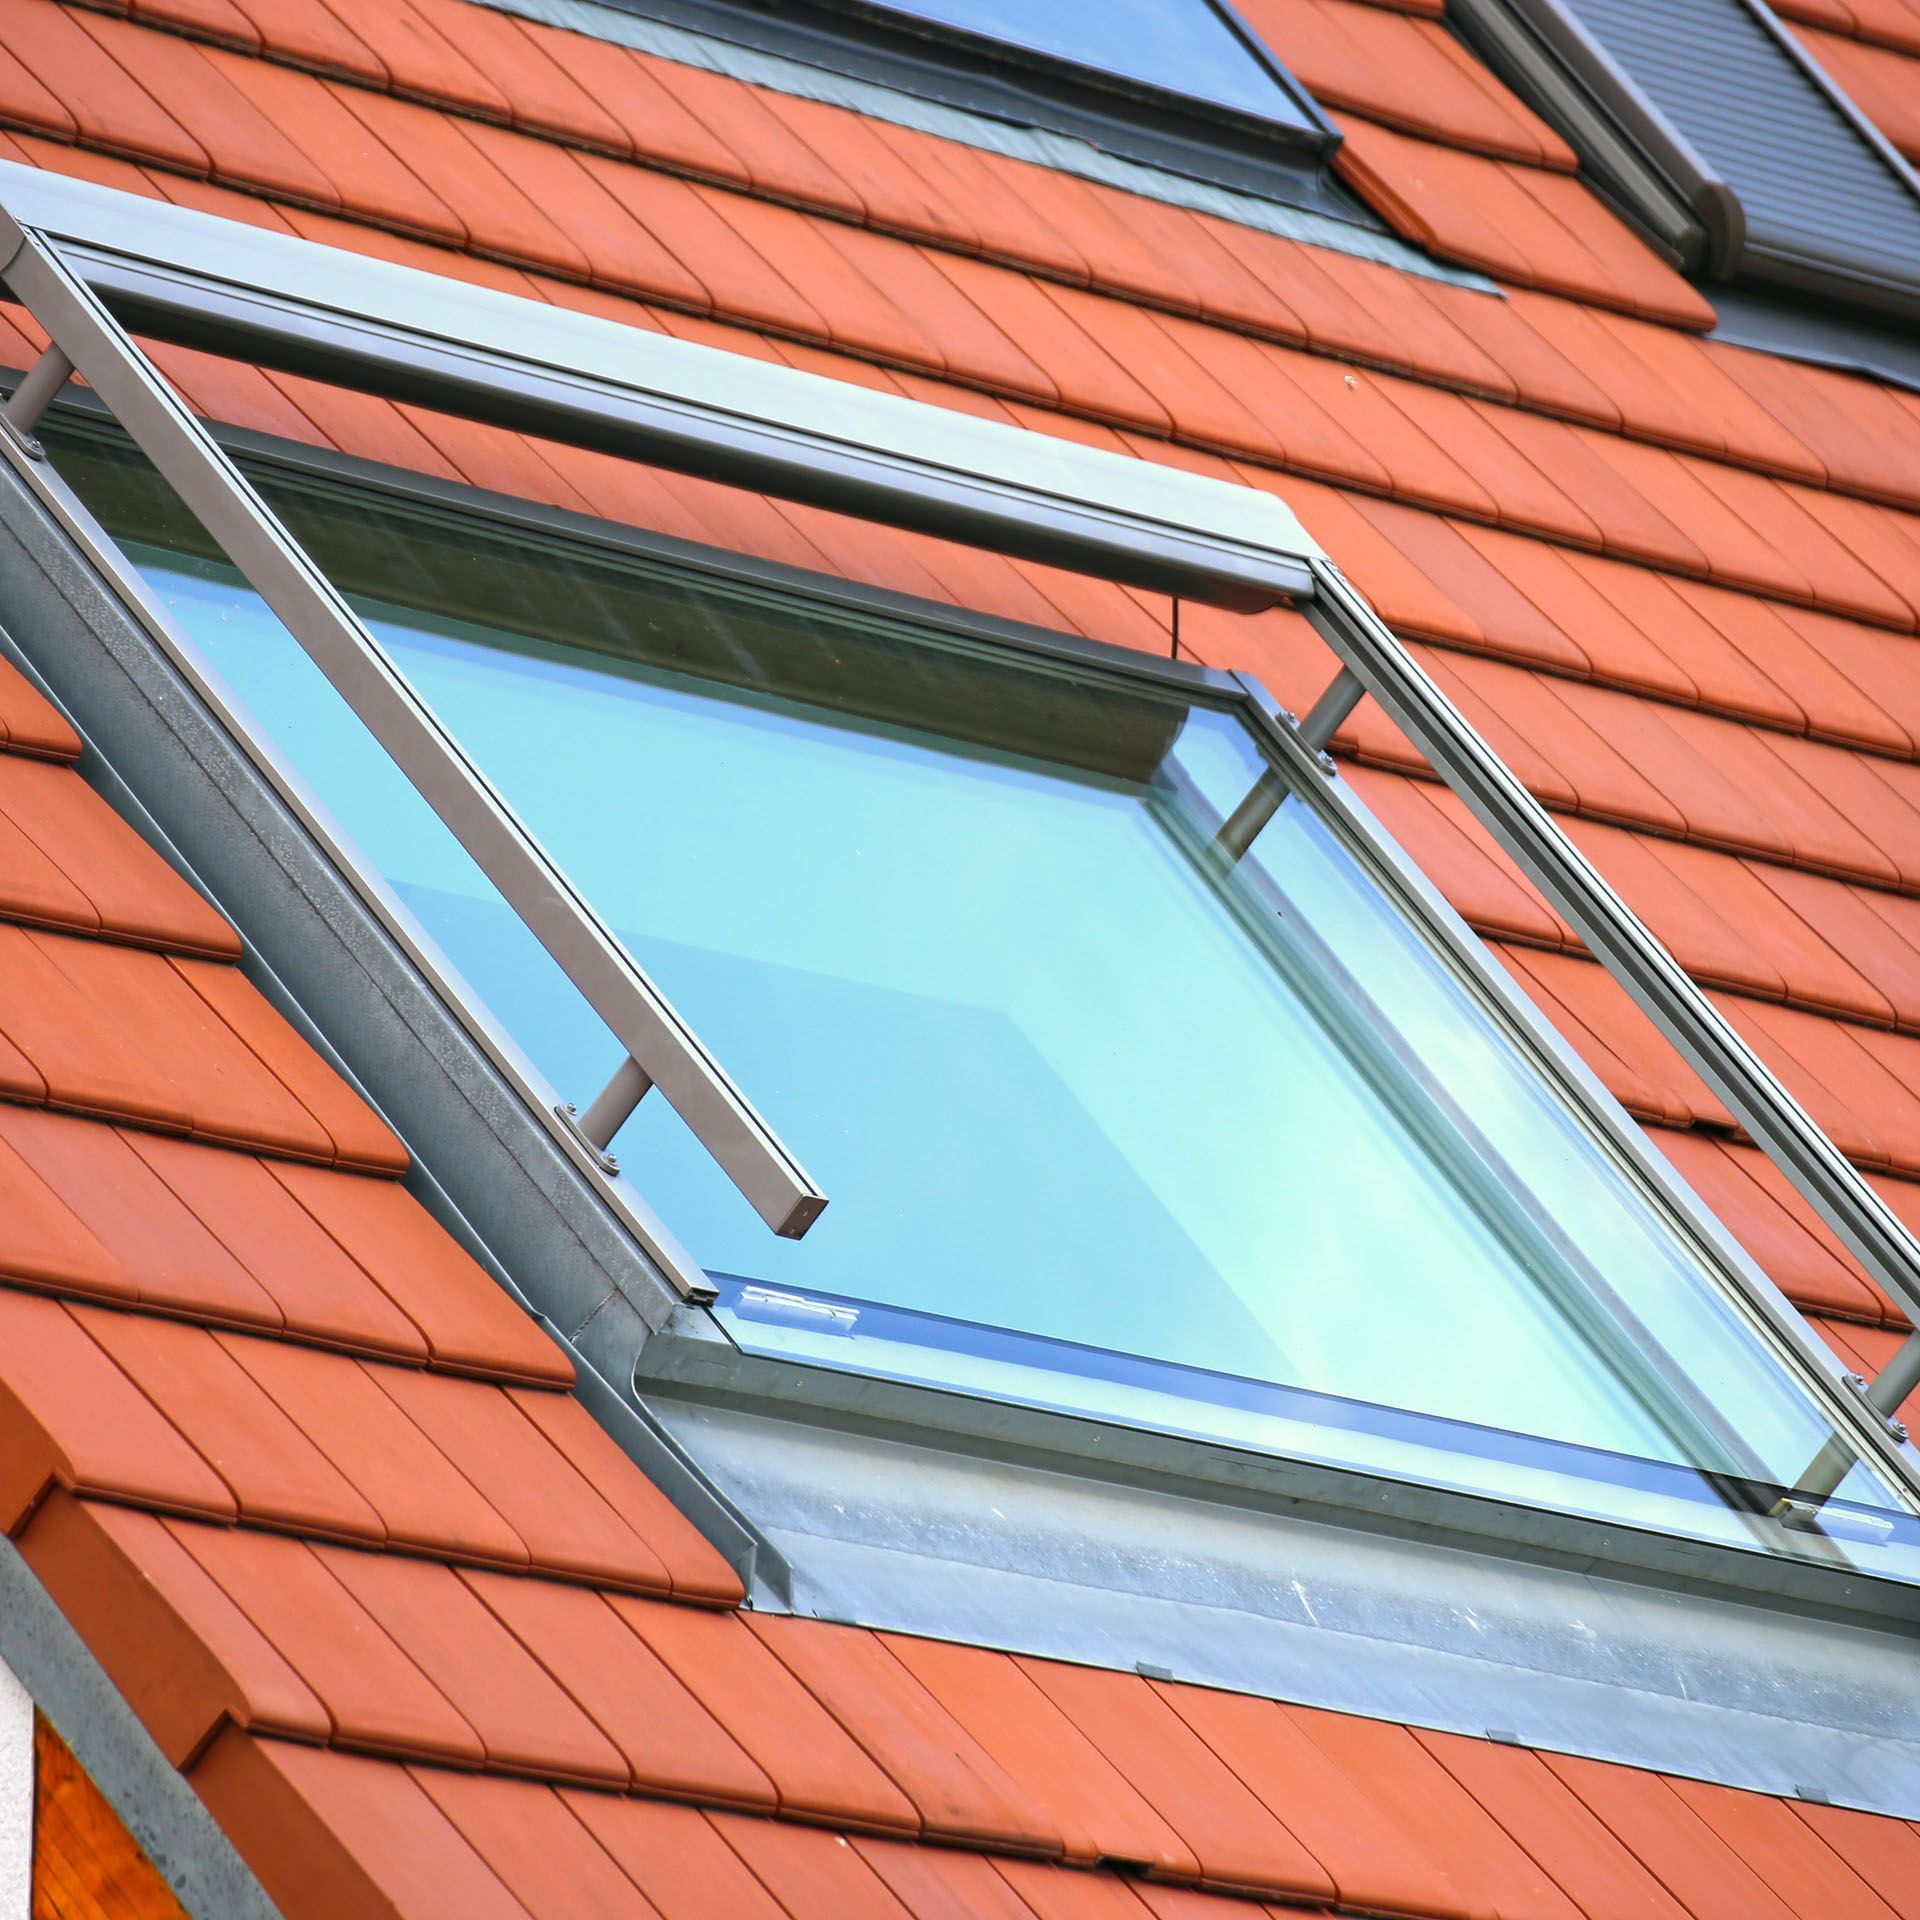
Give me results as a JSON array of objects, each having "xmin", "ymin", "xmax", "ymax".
[{"xmin": 0, "ymin": 162, "xmax": 1914, "ymax": 1506}]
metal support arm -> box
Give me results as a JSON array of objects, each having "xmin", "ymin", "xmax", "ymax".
[
  {"xmin": 1307, "ymin": 560, "xmax": 1920, "ymax": 1455},
  {"xmin": 0, "ymin": 222, "xmax": 825, "ymax": 1241}
]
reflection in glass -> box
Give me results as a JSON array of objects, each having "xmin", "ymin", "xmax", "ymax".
[
  {"xmin": 52, "ymin": 427, "xmax": 1914, "ymax": 1575},
  {"xmin": 843, "ymin": 0, "xmax": 1315, "ymax": 125}
]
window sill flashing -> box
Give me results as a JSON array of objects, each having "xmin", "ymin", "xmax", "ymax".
[
  {"xmin": 633, "ymin": 1310, "xmax": 1920, "ymax": 1819},
  {"xmin": 635, "ymin": 1302, "xmax": 1920, "ymax": 1629}
]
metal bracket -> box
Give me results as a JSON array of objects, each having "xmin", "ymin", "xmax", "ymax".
[
  {"xmin": 1847, "ymin": 1368, "xmax": 1912, "ymax": 1444},
  {"xmin": 554, "ymin": 1101, "xmax": 621, "ymax": 1177},
  {"xmin": 0, "ymin": 344, "xmax": 73, "ymax": 458}
]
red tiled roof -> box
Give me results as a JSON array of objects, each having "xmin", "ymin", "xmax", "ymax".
[
  {"xmin": 1776, "ymin": 0, "xmax": 1920, "ymax": 161},
  {"xmin": 3, "ymin": 0, "xmax": 1920, "ymax": 1912}
]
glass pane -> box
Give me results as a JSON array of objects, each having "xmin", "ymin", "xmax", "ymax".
[
  {"xmin": 51, "ymin": 425, "xmax": 1917, "ymax": 1579},
  {"xmin": 854, "ymin": 0, "xmax": 1314, "ymax": 125}
]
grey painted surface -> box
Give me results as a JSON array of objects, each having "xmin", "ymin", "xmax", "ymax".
[
  {"xmin": 0, "ymin": 1540, "xmax": 283, "ymax": 1920},
  {"xmin": 650, "ymin": 1389, "xmax": 1920, "ymax": 1819},
  {"xmin": 1550, "ymin": 0, "xmax": 1920, "ymax": 310}
]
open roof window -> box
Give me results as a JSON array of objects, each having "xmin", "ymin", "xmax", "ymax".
[
  {"xmin": 1450, "ymin": 0, "xmax": 1920, "ymax": 322},
  {"xmin": 63, "ymin": 462, "xmax": 1917, "ymax": 1575},
  {"xmin": 5, "ymin": 166, "xmax": 1918, "ymax": 1592},
  {"xmin": 587, "ymin": 0, "xmax": 1347, "ymax": 209}
]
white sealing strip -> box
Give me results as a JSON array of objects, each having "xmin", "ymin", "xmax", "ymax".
[{"xmin": 0, "ymin": 1656, "xmax": 30, "ymax": 1920}]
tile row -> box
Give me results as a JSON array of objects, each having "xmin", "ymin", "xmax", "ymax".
[
  {"xmin": 189, "ymin": 1730, "xmax": 1920, "ymax": 1920},
  {"xmin": 0, "ymin": 921, "xmax": 405, "ymax": 1166},
  {"xmin": 1346, "ymin": 763, "xmax": 1920, "ymax": 1037},
  {"xmin": 0, "ymin": 1101, "xmax": 567, "ymax": 1369},
  {"xmin": 55, "ymin": 1492, "xmax": 1920, "ymax": 1920},
  {"xmin": 0, "ymin": 1294, "xmax": 733, "ymax": 1590},
  {"xmin": 1495, "ymin": 938, "xmax": 1920, "ymax": 1190},
  {"xmin": 11, "ymin": 4, "xmax": 1920, "ymax": 523},
  {"xmin": 0, "ymin": 747, "xmax": 240, "ymax": 955},
  {"xmin": 1330, "ymin": 112, "xmax": 1714, "ymax": 326},
  {"xmin": 1235, "ymin": 0, "xmax": 1574, "ymax": 164}
]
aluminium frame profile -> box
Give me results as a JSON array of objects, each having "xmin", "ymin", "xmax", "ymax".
[{"xmin": 0, "ymin": 168, "xmax": 1915, "ymax": 1490}]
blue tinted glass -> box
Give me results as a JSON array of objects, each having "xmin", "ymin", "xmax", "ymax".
[
  {"xmin": 868, "ymin": 0, "xmax": 1313, "ymax": 124},
  {"xmin": 67, "ymin": 446, "xmax": 1908, "ymax": 1576}
]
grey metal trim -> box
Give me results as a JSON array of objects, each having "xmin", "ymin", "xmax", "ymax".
[
  {"xmin": 0, "ymin": 1538, "xmax": 283, "ymax": 1920},
  {"xmin": 637, "ymin": 1389, "xmax": 1920, "ymax": 1817},
  {"xmin": 0, "ymin": 213, "xmax": 826, "ymax": 1248},
  {"xmin": 0, "ymin": 164, "xmax": 1316, "ymax": 615}
]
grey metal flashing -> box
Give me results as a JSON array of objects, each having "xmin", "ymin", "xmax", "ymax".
[
  {"xmin": 1707, "ymin": 282, "xmax": 1920, "ymax": 396},
  {"xmin": 635, "ymin": 1385, "xmax": 1920, "ymax": 1818},
  {"xmin": 0, "ymin": 1537, "xmax": 283, "ymax": 1920},
  {"xmin": 469, "ymin": 0, "xmax": 1498, "ymax": 289},
  {"xmin": 1449, "ymin": 0, "xmax": 1920, "ymax": 319}
]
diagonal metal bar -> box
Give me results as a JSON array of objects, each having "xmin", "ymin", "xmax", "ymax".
[
  {"xmin": 1306, "ymin": 559, "xmax": 1919, "ymax": 1487},
  {"xmin": 0, "ymin": 220, "xmax": 825, "ymax": 1241}
]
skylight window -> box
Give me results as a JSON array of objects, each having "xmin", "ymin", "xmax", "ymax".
[
  {"xmin": 595, "ymin": 0, "xmax": 1343, "ymax": 208},
  {"xmin": 6, "ymin": 166, "xmax": 1915, "ymax": 1595},
  {"xmin": 1451, "ymin": 0, "xmax": 1920, "ymax": 320},
  {"xmin": 830, "ymin": 0, "xmax": 1317, "ymax": 125},
  {"xmin": 56, "ymin": 433, "xmax": 1917, "ymax": 1578}
]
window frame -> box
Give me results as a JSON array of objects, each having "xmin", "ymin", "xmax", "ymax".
[{"xmin": 1, "ymin": 159, "xmax": 1916, "ymax": 1520}]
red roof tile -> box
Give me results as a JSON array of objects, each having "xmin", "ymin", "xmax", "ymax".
[
  {"xmin": 5, "ymin": 5, "xmax": 1920, "ymax": 1915},
  {"xmin": 615, "ymin": 1601, "xmax": 922, "ymax": 1834},
  {"xmin": 1792, "ymin": 23, "xmax": 1920, "ymax": 158},
  {"xmin": 19, "ymin": 1494, "xmax": 331, "ymax": 1762},
  {"xmin": 463, "ymin": 1569, "xmax": 773, "ymax": 1805},
  {"xmin": 191, "ymin": 1733, "xmax": 532, "ymax": 1917},
  {"xmin": 742, "ymin": 1616, "xmax": 1060, "ymax": 1855},
  {"xmin": 1241, "ymin": 0, "xmax": 1575, "ymax": 165},
  {"xmin": 1332, "ymin": 116, "xmax": 1716, "ymax": 326},
  {"xmin": 880, "ymin": 1637, "xmax": 1200, "ymax": 1875}
]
